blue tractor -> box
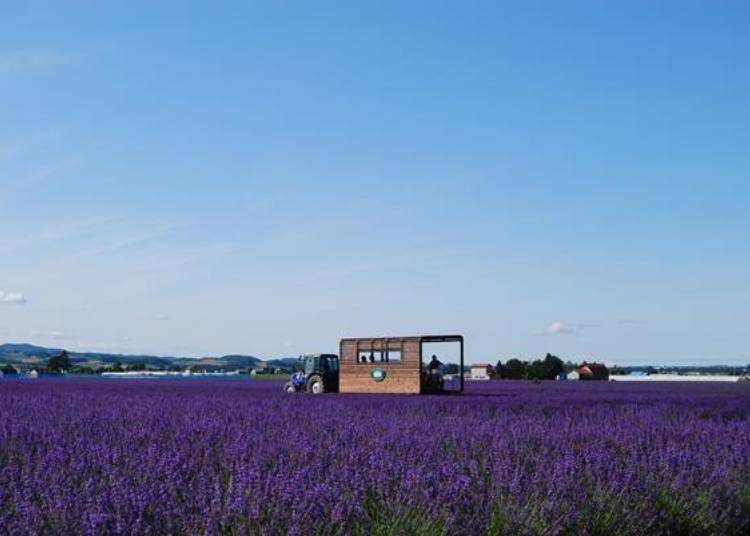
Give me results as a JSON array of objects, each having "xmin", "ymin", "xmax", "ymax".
[{"xmin": 283, "ymin": 354, "xmax": 339, "ymax": 394}]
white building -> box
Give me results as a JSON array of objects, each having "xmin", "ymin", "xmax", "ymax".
[
  {"xmin": 470, "ymin": 364, "xmax": 493, "ymax": 380},
  {"xmin": 609, "ymin": 374, "xmax": 742, "ymax": 382}
]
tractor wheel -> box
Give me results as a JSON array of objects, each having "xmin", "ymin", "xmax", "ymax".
[
  {"xmin": 307, "ymin": 375, "xmax": 326, "ymax": 394},
  {"xmin": 283, "ymin": 381, "xmax": 297, "ymax": 393}
]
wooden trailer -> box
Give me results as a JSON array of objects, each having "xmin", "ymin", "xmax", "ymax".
[{"xmin": 338, "ymin": 335, "xmax": 464, "ymax": 394}]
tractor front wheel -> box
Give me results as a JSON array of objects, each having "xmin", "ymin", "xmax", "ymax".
[
  {"xmin": 307, "ymin": 375, "xmax": 326, "ymax": 394},
  {"xmin": 283, "ymin": 381, "xmax": 297, "ymax": 393}
]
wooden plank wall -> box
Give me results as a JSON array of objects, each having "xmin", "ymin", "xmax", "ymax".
[{"xmin": 339, "ymin": 338, "xmax": 421, "ymax": 394}]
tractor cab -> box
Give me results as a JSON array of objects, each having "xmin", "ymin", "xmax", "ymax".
[{"xmin": 283, "ymin": 354, "xmax": 339, "ymax": 394}]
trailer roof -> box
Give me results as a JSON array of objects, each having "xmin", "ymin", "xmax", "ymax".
[{"xmin": 340, "ymin": 334, "xmax": 463, "ymax": 343}]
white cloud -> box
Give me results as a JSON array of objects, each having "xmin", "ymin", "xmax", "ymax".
[
  {"xmin": 546, "ymin": 321, "xmax": 577, "ymax": 335},
  {"xmin": 0, "ymin": 50, "xmax": 71, "ymax": 73},
  {"xmin": 0, "ymin": 291, "xmax": 26, "ymax": 304},
  {"xmin": 22, "ymin": 156, "xmax": 82, "ymax": 186}
]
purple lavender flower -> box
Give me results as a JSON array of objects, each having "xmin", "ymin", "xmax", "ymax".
[{"xmin": 0, "ymin": 378, "xmax": 748, "ymax": 534}]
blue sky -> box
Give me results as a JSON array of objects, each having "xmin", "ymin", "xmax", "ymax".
[{"xmin": 1, "ymin": 1, "xmax": 748, "ymax": 365}]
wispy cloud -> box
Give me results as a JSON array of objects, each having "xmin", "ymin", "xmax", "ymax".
[
  {"xmin": 0, "ymin": 131, "xmax": 60, "ymax": 163},
  {"xmin": 21, "ymin": 156, "xmax": 82, "ymax": 186},
  {"xmin": 70, "ymin": 222, "xmax": 188, "ymax": 259},
  {"xmin": 0, "ymin": 216, "xmax": 116, "ymax": 258},
  {"xmin": 0, "ymin": 50, "xmax": 72, "ymax": 74},
  {"xmin": 0, "ymin": 156, "xmax": 82, "ymax": 198},
  {"xmin": 0, "ymin": 291, "xmax": 26, "ymax": 304},
  {"xmin": 37, "ymin": 216, "xmax": 117, "ymax": 241}
]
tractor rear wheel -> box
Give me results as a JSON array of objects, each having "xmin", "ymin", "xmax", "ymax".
[
  {"xmin": 283, "ymin": 381, "xmax": 297, "ymax": 393},
  {"xmin": 307, "ymin": 375, "xmax": 325, "ymax": 394}
]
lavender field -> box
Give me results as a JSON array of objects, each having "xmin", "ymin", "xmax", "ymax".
[{"xmin": 1, "ymin": 379, "xmax": 749, "ymax": 535}]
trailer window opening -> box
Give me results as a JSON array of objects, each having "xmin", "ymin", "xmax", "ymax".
[
  {"xmin": 386, "ymin": 349, "xmax": 401, "ymax": 363},
  {"xmin": 358, "ymin": 351, "xmax": 382, "ymax": 363}
]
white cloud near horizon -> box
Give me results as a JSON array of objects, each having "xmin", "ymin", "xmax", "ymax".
[{"xmin": 0, "ymin": 291, "xmax": 26, "ymax": 304}]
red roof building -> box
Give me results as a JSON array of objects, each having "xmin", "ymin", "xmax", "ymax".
[{"xmin": 574, "ymin": 362, "xmax": 609, "ymax": 381}]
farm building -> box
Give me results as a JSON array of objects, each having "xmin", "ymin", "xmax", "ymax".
[
  {"xmin": 469, "ymin": 364, "xmax": 494, "ymax": 380},
  {"xmin": 556, "ymin": 372, "xmax": 572, "ymax": 381},
  {"xmin": 338, "ymin": 335, "xmax": 464, "ymax": 394},
  {"xmin": 574, "ymin": 362, "xmax": 609, "ymax": 381}
]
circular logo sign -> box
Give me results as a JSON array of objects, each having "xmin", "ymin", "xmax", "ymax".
[{"xmin": 370, "ymin": 367, "xmax": 387, "ymax": 382}]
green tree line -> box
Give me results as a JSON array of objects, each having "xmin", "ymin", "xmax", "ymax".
[{"xmin": 494, "ymin": 353, "xmax": 576, "ymax": 381}]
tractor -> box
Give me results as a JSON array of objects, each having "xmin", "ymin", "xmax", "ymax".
[{"xmin": 283, "ymin": 354, "xmax": 339, "ymax": 394}]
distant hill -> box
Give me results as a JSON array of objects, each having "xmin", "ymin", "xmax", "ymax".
[
  {"xmin": 0, "ymin": 343, "xmax": 266, "ymax": 371},
  {"xmin": 267, "ymin": 357, "xmax": 301, "ymax": 368},
  {"xmin": 172, "ymin": 354, "xmax": 262, "ymax": 370},
  {"xmin": 0, "ymin": 343, "xmax": 63, "ymax": 357}
]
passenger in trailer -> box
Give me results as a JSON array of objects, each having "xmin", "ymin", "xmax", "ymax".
[{"xmin": 427, "ymin": 354, "xmax": 444, "ymax": 390}]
